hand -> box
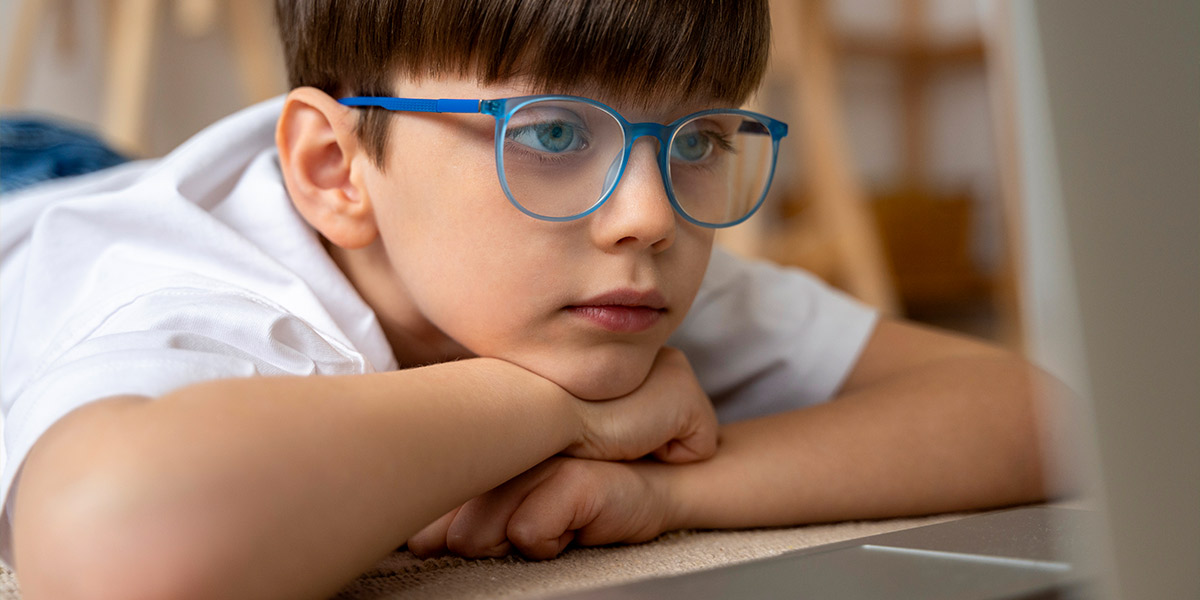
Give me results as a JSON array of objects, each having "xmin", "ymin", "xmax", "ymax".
[
  {"xmin": 407, "ymin": 457, "xmax": 675, "ymax": 560},
  {"xmin": 567, "ymin": 347, "xmax": 717, "ymax": 464}
]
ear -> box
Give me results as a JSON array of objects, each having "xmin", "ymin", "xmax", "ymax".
[{"xmin": 276, "ymin": 87, "xmax": 378, "ymax": 249}]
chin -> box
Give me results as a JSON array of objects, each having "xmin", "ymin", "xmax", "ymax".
[
  {"xmin": 520, "ymin": 345, "xmax": 658, "ymax": 401},
  {"xmin": 562, "ymin": 370, "xmax": 646, "ymax": 401}
]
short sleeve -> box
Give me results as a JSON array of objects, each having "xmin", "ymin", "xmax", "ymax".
[
  {"xmin": 0, "ymin": 286, "xmax": 370, "ymax": 566},
  {"xmin": 668, "ymin": 247, "xmax": 880, "ymax": 423},
  {"xmin": 0, "ymin": 96, "xmax": 390, "ymax": 567}
]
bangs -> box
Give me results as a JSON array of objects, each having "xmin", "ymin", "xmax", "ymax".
[
  {"xmin": 278, "ymin": 0, "xmax": 771, "ymax": 162},
  {"xmin": 421, "ymin": 0, "xmax": 769, "ymax": 106}
]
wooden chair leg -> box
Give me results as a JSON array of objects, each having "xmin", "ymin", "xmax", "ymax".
[
  {"xmin": 1, "ymin": 0, "xmax": 50, "ymax": 109},
  {"xmin": 775, "ymin": 0, "xmax": 900, "ymax": 314},
  {"xmin": 102, "ymin": 0, "xmax": 159, "ymax": 154},
  {"xmin": 226, "ymin": 0, "xmax": 285, "ymax": 105}
]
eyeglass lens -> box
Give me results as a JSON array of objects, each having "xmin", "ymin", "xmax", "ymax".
[{"xmin": 499, "ymin": 100, "xmax": 775, "ymax": 225}]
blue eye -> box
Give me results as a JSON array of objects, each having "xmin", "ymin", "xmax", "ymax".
[
  {"xmin": 508, "ymin": 121, "xmax": 585, "ymax": 153},
  {"xmin": 671, "ymin": 132, "xmax": 714, "ymax": 162}
]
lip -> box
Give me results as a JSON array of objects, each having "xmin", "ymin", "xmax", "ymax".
[
  {"xmin": 566, "ymin": 289, "xmax": 667, "ymax": 333},
  {"xmin": 574, "ymin": 289, "xmax": 667, "ymax": 310}
]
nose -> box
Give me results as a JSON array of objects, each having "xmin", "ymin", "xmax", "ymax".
[{"xmin": 589, "ymin": 141, "xmax": 676, "ymax": 253}]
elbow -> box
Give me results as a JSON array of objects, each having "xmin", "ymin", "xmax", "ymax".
[
  {"xmin": 1023, "ymin": 362, "xmax": 1094, "ymax": 503},
  {"xmin": 15, "ymin": 473, "xmax": 230, "ymax": 600},
  {"xmin": 12, "ymin": 413, "xmax": 232, "ymax": 600},
  {"xmin": 983, "ymin": 356, "xmax": 1089, "ymax": 506}
]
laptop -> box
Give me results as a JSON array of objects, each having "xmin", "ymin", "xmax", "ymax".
[
  {"xmin": 552, "ymin": 0, "xmax": 1199, "ymax": 597},
  {"xmin": 550, "ymin": 506, "xmax": 1099, "ymax": 600}
]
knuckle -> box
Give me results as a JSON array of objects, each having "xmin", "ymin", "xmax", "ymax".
[
  {"xmin": 506, "ymin": 520, "xmax": 542, "ymax": 550},
  {"xmin": 507, "ymin": 522, "xmax": 565, "ymax": 560},
  {"xmin": 446, "ymin": 531, "xmax": 508, "ymax": 558}
]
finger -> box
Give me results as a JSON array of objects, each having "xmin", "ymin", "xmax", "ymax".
[
  {"xmin": 652, "ymin": 430, "xmax": 713, "ymax": 463},
  {"xmin": 653, "ymin": 439, "xmax": 698, "ymax": 463},
  {"xmin": 406, "ymin": 505, "xmax": 462, "ymax": 558},
  {"xmin": 652, "ymin": 418, "xmax": 718, "ymax": 463},
  {"xmin": 445, "ymin": 495, "xmax": 515, "ymax": 558},
  {"xmin": 445, "ymin": 462, "xmax": 560, "ymax": 558},
  {"xmin": 506, "ymin": 462, "xmax": 596, "ymax": 560}
]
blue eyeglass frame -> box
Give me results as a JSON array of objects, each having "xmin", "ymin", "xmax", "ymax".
[{"xmin": 339, "ymin": 94, "xmax": 789, "ymax": 228}]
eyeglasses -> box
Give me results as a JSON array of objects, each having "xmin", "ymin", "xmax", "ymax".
[{"xmin": 339, "ymin": 95, "xmax": 788, "ymax": 228}]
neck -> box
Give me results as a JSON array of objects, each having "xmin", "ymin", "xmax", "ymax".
[{"xmin": 325, "ymin": 238, "xmax": 473, "ymax": 368}]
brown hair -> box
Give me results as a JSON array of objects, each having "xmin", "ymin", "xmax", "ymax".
[{"xmin": 276, "ymin": 0, "xmax": 771, "ymax": 165}]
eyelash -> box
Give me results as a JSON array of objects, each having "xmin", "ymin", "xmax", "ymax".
[
  {"xmin": 707, "ymin": 132, "xmax": 736, "ymax": 153},
  {"xmin": 506, "ymin": 122, "xmax": 590, "ymax": 146},
  {"xmin": 502, "ymin": 140, "xmax": 588, "ymax": 166},
  {"xmin": 683, "ymin": 128, "xmax": 735, "ymax": 153}
]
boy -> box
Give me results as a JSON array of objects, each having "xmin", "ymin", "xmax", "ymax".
[{"xmin": 1, "ymin": 1, "xmax": 1057, "ymax": 598}]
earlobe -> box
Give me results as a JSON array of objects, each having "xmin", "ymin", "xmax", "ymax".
[{"xmin": 276, "ymin": 87, "xmax": 378, "ymax": 249}]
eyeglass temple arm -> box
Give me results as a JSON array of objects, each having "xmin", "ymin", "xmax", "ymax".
[{"xmin": 338, "ymin": 97, "xmax": 482, "ymax": 114}]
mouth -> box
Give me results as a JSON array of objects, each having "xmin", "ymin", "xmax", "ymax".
[{"xmin": 565, "ymin": 289, "xmax": 667, "ymax": 333}]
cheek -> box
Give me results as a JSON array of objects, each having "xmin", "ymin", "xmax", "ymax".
[
  {"xmin": 379, "ymin": 188, "xmax": 569, "ymax": 349},
  {"xmin": 416, "ymin": 240, "xmax": 548, "ymax": 322},
  {"xmin": 378, "ymin": 143, "xmax": 526, "ymax": 282},
  {"xmin": 672, "ymin": 226, "xmax": 716, "ymax": 309}
]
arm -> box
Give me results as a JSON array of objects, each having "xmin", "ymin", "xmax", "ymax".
[
  {"xmin": 664, "ymin": 318, "xmax": 1062, "ymax": 529},
  {"xmin": 13, "ymin": 351, "xmax": 715, "ymax": 600},
  {"xmin": 410, "ymin": 319, "xmax": 1076, "ymax": 558}
]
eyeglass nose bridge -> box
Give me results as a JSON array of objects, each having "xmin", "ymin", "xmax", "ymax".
[{"xmin": 595, "ymin": 121, "xmax": 678, "ymax": 217}]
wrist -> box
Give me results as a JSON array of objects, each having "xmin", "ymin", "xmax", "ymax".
[
  {"xmin": 640, "ymin": 460, "xmax": 695, "ymax": 533},
  {"xmin": 470, "ymin": 357, "xmax": 583, "ymax": 451}
]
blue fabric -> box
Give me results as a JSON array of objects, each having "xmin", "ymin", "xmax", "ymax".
[{"xmin": 0, "ymin": 117, "xmax": 129, "ymax": 195}]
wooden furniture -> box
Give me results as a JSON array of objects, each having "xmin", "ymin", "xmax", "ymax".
[
  {"xmin": 839, "ymin": 0, "xmax": 995, "ymax": 328},
  {"xmin": 721, "ymin": 0, "xmax": 900, "ymax": 314},
  {"xmin": 837, "ymin": 0, "xmax": 1023, "ymax": 348},
  {"xmin": 730, "ymin": 0, "xmax": 1025, "ymax": 345}
]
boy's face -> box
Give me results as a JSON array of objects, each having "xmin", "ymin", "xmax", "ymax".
[{"xmin": 352, "ymin": 77, "xmax": 717, "ymax": 400}]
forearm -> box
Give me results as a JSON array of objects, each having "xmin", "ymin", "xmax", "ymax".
[
  {"xmin": 15, "ymin": 359, "xmax": 577, "ymax": 600},
  {"xmin": 663, "ymin": 355, "xmax": 1054, "ymax": 531}
]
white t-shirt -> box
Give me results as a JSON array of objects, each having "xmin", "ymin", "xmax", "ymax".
[{"xmin": 0, "ymin": 97, "xmax": 877, "ymax": 565}]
